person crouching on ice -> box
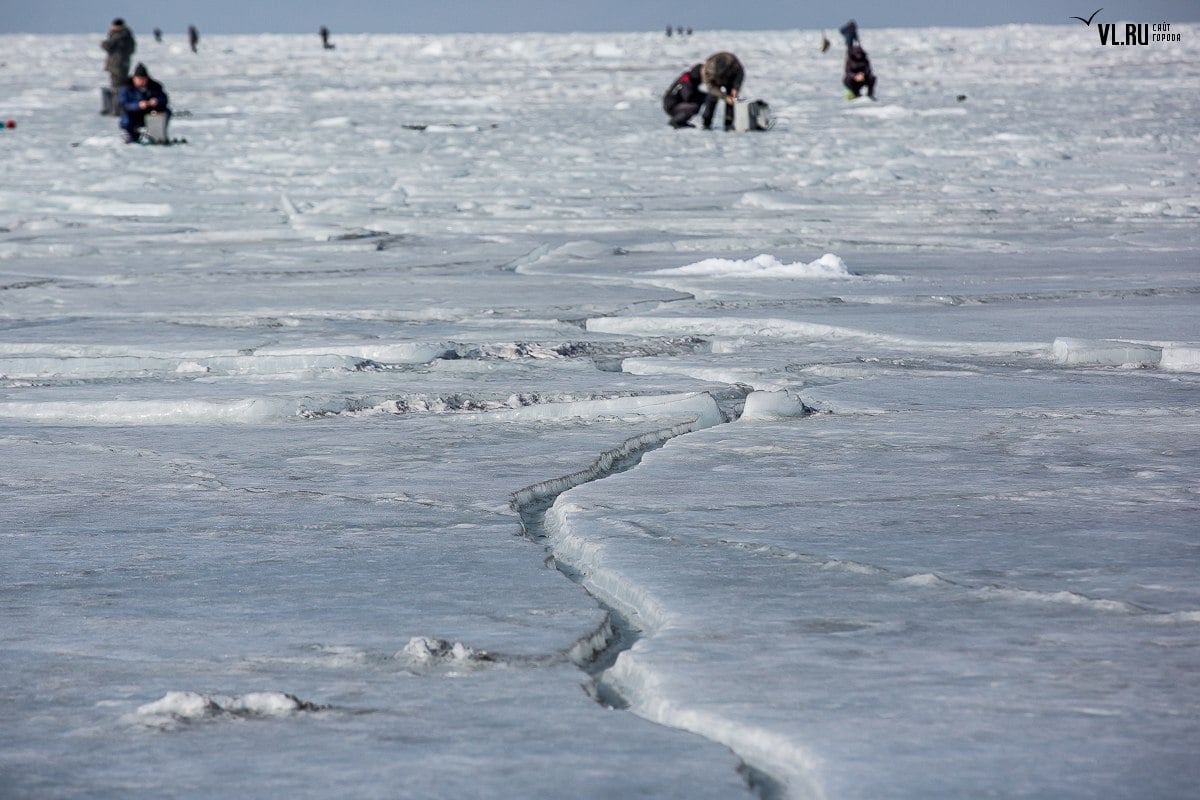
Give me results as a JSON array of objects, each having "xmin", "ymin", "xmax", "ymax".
[
  {"xmin": 663, "ymin": 63, "xmax": 707, "ymax": 128},
  {"xmin": 119, "ymin": 62, "xmax": 170, "ymax": 143},
  {"xmin": 700, "ymin": 51, "xmax": 744, "ymax": 131},
  {"xmin": 843, "ymin": 44, "xmax": 877, "ymax": 100}
]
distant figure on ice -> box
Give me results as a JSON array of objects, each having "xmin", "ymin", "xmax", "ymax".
[
  {"xmin": 320, "ymin": 26, "xmax": 335, "ymax": 49},
  {"xmin": 700, "ymin": 51, "xmax": 744, "ymax": 131},
  {"xmin": 662, "ymin": 63, "xmax": 707, "ymax": 128},
  {"xmin": 843, "ymin": 43, "xmax": 877, "ymax": 100},
  {"xmin": 666, "ymin": 25, "xmax": 673, "ymax": 37},
  {"xmin": 101, "ymin": 18, "xmax": 136, "ymax": 115},
  {"xmin": 188, "ymin": 25, "xmax": 199, "ymax": 53},
  {"xmin": 153, "ymin": 28, "xmax": 162, "ymax": 43},
  {"xmin": 119, "ymin": 62, "xmax": 170, "ymax": 143},
  {"xmin": 839, "ymin": 19, "xmax": 860, "ymax": 47}
]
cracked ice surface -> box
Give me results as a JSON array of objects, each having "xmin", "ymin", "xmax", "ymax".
[{"xmin": 2, "ymin": 24, "xmax": 1199, "ymax": 800}]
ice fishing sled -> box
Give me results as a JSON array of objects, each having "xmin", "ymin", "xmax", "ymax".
[{"xmin": 733, "ymin": 99, "xmax": 774, "ymax": 131}]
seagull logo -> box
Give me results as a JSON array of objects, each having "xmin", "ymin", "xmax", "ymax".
[{"xmin": 1070, "ymin": 8, "xmax": 1103, "ymax": 26}]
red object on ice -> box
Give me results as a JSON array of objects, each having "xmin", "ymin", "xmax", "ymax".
[{"xmin": 4, "ymin": 120, "xmax": 14, "ymax": 129}]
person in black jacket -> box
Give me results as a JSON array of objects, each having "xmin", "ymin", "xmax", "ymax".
[
  {"xmin": 843, "ymin": 44, "xmax": 877, "ymax": 100},
  {"xmin": 839, "ymin": 19, "xmax": 860, "ymax": 48},
  {"xmin": 662, "ymin": 64, "xmax": 707, "ymax": 128},
  {"xmin": 700, "ymin": 51, "xmax": 744, "ymax": 131}
]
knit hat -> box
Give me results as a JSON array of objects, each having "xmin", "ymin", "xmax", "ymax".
[
  {"xmin": 133, "ymin": 63, "xmax": 148, "ymax": 78},
  {"xmin": 112, "ymin": 18, "xmax": 125, "ymax": 26}
]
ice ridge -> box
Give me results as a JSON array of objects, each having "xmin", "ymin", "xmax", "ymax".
[
  {"xmin": 510, "ymin": 390, "xmax": 817, "ymax": 799},
  {"xmin": 134, "ymin": 690, "xmax": 325, "ymax": 727}
]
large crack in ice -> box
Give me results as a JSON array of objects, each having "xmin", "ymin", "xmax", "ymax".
[{"xmin": 509, "ymin": 387, "xmax": 796, "ymax": 800}]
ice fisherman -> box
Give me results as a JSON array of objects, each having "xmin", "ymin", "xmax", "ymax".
[
  {"xmin": 839, "ymin": 19, "xmax": 860, "ymax": 48},
  {"xmin": 843, "ymin": 43, "xmax": 877, "ymax": 100},
  {"xmin": 320, "ymin": 26, "xmax": 334, "ymax": 49},
  {"xmin": 662, "ymin": 63, "xmax": 707, "ymax": 128},
  {"xmin": 119, "ymin": 62, "xmax": 170, "ymax": 143},
  {"xmin": 700, "ymin": 51, "xmax": 744, "ymax": 131},
  {"xmin": 188, "ymin": 25, "xmax": 199, "ymax": 53},
  {"xmin": 100, "ymin": 18, "xmax": 136, "ymax": 115}
]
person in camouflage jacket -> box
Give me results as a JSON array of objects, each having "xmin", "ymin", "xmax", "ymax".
[
  {"xmin": 101, "ymin": 18, "xmax": 136, "ymax": 115},
  {"xmin": 700, "ymin": 51, "xmax": 744, "ymax": 131}
]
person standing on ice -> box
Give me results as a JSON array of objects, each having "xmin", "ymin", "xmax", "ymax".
[
  {"xmin": 118, "ymin": 62, "xmax": 170, "ymax": 143},
  {"xmin": 662, "ymin": 63, "xmax": 708, "ymax": 128},
  {"xmin": 839, "ymin": 19, "xmax": 860, "ymax": 47},
  {"xmin": 700, "ymin": 51, "xmax": 744, "ymax": 131},
  {"xmin": 100, "ymin": 18, "xmax": 136, "ymax": 115},
  {"xmin": 188, "ymin": 25, "xmax": 199, "ymax": 53},
  {"xmin": 843, "ymin": 43, "xmax": 877, "ymax": 100}
]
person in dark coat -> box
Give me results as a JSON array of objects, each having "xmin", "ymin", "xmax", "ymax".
[
  {"xmin": 188, "ymin": 25, "xmax": 199, "ymax": 53},
  {"xmin": 839, "ymin": 19, "xmax": 860, "ymax": 48},
  {"xmin": 119, "ymin": 62, "xmax": 170, "ymax": 143},
  {"xmin": 101, "ymin": 18, "xmax": 136, "ymax": 115},
  {"xmin": 320, "ymin": 26, "xmax": 334, "ymax": 49},
  {"xmin": 700, "ymin": 51, "xmax": 744, "ymax": 131},
  {"xmin": 662, "ymin": 63, "xmax": 707, "ymax": 128},
  {"xmin": 843, "ymin": 43, "xmax": 877, "ymax": 100}
]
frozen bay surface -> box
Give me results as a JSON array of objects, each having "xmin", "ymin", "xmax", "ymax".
[{"xmin": 1, "ymin": 25, "xmax": 1198, "ymax": 799}]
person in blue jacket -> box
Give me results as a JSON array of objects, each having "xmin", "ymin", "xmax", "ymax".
[{"xmin": 119, "ymin": 62, "xmax": 170, "ymax": 143}]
